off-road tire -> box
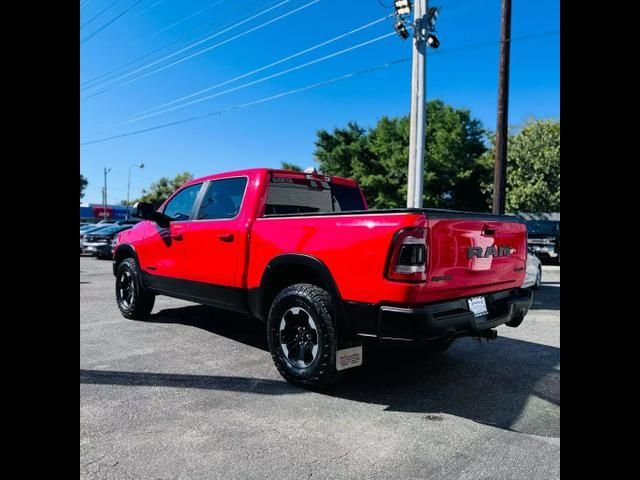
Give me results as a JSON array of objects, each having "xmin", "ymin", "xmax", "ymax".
[
  {"xmin": 267, "ymin": 283, "xmax": 339, "ymax": 389},
  {"xmin": 115, "ymin": 258, "xmax": 155, "ymax": 320}
]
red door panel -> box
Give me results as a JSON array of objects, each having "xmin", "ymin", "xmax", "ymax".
[
  {"xmin": 182, "ymin": 176, "xmax": 250, "ymax": 287},
  {"xmin": 136, "ymin": 222, "xmax": 188, "ymax": 279},
  {"xmin": 183, "ymin": 220, "xmax": 243, "ymax": 287}
]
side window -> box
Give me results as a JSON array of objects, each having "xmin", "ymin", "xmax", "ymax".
[
  {"xmin": 163, "ymin": 184, "xmax": 202, "ymax": 221},
  {"xmin": 197, "ymin": 177, "xmax": 248, "ymax": 220}
]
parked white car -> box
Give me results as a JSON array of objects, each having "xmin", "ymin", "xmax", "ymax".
[{"xmin": 522, "ymin": 251, "xmax": 542, "ymax": 289}]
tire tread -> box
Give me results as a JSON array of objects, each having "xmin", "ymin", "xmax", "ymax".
[
  {"xmin": 116, "ymin": 258, "xmax": 155, "ymax": 320},
  {"xmin": 267, "ymin": 283, "xmax": 339, "ymax": 389}
]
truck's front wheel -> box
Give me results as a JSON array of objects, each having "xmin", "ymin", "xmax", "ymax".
[
  {"xmin": 115, "ymin": 258, "xmax": 155, "ymax": 320},
  {"xmin": 267, "ymin": 284, "xmax": 339, "ymax": 389}
]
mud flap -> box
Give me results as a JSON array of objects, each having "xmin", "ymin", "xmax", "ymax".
[{"xmin": 336, "ymin": 345, "xmax": 363, "ymax": 371}]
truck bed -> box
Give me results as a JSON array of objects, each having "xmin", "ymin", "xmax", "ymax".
[
  {"xmin": 248, "ymin": 208, "xmax": 527, "ymax": 306},
  {"xmin": 264, "ymin": 207, "xmax": 525, "ymax": 224}
]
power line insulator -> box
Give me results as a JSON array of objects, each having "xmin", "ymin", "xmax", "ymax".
[
  {"xmin": 394, "ymin": 0, "xmax": 412, "ymax": 17},
  {"xmin": 394, "ymin": 20, "xmax": 410, "ymax": 40}
]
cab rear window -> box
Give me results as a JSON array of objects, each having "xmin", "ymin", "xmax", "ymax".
[{"xmin": 264, "ymin": 177, "xmax": 365, "ymax": 215}]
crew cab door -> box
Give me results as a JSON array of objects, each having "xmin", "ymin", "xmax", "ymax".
[
  {"xmin": 137, "ymin": 182, "xmax": 203, "ymax": 281},
  {"xmin": 183, "ymin": 176, "xmax": 249, "ymax": 295}
]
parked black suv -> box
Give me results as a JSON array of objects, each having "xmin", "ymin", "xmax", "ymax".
[
  {"xmin": 526, "ymin": 220, "xmax": 560, "ymax": 263},
  {"xmin": 83, "ymin": 224, "xmax": 135, "ymax": 259}
]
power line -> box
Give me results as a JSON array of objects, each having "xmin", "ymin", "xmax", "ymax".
[
  {"xmin": 135, "ymin": 0, "xmax": 227, "ymax": 42},
  {"xmin": 117, "ymin": 31, "xmax": 397, "ymax": 126},
  {"xmin": 81, "ymin": 0, "xmax": 292, "ymax": 94},
  {"xmin": 114, "ymin": 0, "xmax": 323, "ymax": 91},
  {"xmin": 81, "ymin": 58, "xmax": 411, "ymax": 146},
  {"xmin": 80, "ymin": 0, "xmax": 267, "ymax": 90},
  {"xmin": 80, "ymin": 0, "xmax": 123, "ymax": 30},
  {"xmin": 134, "ymin": 0, "xmax": 166, "ymax": 17},
  {"xmin": 80, "ymin": 30, "xmax": 559, "ymax": 146},
  {"xmin": 81, "ymin": 0, "xmax": 302, "ymax": 98},
  {"xmin": 113, "ymin": 15, "xmax": 394, "ymax": 124},
  {"xmin": 81, "ymin": 0, "xmax": 145, "ymax": 46},
  {"xmin": 80, "ymin": 0, "xmax": 97, "ymax": 10},
  {"xmin": 84, "ymin": 0, "xmax": 321, "ymax": 98}
]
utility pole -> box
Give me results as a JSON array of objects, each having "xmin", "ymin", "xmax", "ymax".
[
  {"xmin": 492, "ymin": 0, "xmax": 512, "ymax": 214},
  {"xmin": 103, "ymin": 167, "xmax": 111, "ymax": 220},
  {"xmin": 410, "ymin": 0, "xmax": 427, "ymax": 208},
  {"xmin": 394, "ymin": 1, "xmax": 440, "ymax": 208},
  {"xmin": 406, "ymin": 0, "xmax": 423, "ymax": 208}
]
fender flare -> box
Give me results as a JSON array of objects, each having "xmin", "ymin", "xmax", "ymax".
[{"xmin": 113, "ymin": 244, "xmax": 142, "ymax": 279}]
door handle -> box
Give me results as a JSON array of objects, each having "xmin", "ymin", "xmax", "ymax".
[
  {"xmin": 171, "ymin": 232, "xmax": 183, "ymax": 240},
  {"xmin": 217, "ymin": 233, "xmax": 234, "ymax": 242}
]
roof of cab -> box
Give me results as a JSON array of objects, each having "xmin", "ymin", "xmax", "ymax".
[{"xmin": 182, "ymin": 168, "xmax": 358, "ymax": 187}]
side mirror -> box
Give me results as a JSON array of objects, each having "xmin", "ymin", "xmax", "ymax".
[
  {"xmin": 134, "ymin": 202, "xmax": 156, "ymax": 220},
  {"xmin": 134, "ymin": 202, "xmax": 170, "ymax": 226}
]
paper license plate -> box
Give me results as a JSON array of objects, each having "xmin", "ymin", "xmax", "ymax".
[{"xmin": 467, "ymin": 296, "xmax": 488, "ymax": 317}]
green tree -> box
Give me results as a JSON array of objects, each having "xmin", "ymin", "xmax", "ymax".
[
  {"xmin": 505, "ymin": 119, "xmax": 560, "ymax": 212},
  {"xmin": 136, "ymin": 172, "xmax": 193, "ymax": 208},
  {"xmin": 80, "ymin": 174, "xmax": 88, "ymax": 200},
  {"xmin": 280, "ymin": 162, "xmax": 302, "ymax": 172},
  {"xmin": 481, "ymin": 119, "xmax": 560, "ymax": 212},
  {"xmin": 314, "ymin": 100, "xmax": 491, "ymax": 210}
]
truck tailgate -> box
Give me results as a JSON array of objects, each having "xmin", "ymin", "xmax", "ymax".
[{"xmin": 423, "ymin": 212, "xmax": 527, "ymax": 298}]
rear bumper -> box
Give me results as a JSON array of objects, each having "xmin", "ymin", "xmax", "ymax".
[{"xmin": 346, "ymin": 288, "xmax": 533, "ymax": 342}]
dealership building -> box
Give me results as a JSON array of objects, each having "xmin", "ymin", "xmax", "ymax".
[{"xmin": 80, "ymin": 202, "xmax": 131, "ymax": 222}]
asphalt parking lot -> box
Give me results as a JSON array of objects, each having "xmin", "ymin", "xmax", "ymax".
[{"xmin": 80, "ymin": 256, "xmax": 560, "ymax": 480}]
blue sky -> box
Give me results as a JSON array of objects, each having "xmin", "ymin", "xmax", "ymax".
[{"xmin": 80, "ymin": 0, "xmax": 560, "ymax": 205}]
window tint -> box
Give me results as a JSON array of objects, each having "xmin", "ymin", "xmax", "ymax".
[
  {"xmin": 197, "ymin": 177, "xmax": 247, "ymax": 220},
  {"xmin": 264, "ymin": 177, "xmax": 365, "ymax": 215},
  {"xmin": 163, "ymin": 184, "xmax": 202, "ymax": 221},
  {"xmin": 331, "ymin": 183, "xmax": 366, "ymax": 211}
]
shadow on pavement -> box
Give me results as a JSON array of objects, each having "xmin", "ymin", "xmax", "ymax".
[
  {"xmin": 80, "ymin": 369, "xmax": 303, "ymax": 395},
  {"xmin": 83, "ymin": 287, "xmax": 559, "ymax": 437},
  {"xmin": 330, "ymin": 337, "xmax": 559, "ymax": 437},
  {"xmin": 530, "ymin": 284, "xmax": 560, "ymax": 311},
  {"xmin": 147, "ymin": 305, "xmax": 268, "ymax": 350}
]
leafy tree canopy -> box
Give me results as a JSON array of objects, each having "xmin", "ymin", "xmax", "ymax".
[
  {"xmin": 280, "ymin": 162, "xmax": 302, "ymax": 172},
  {"xmin": 80, "ymin": 174, "xmax": 88, "ymax": 200},
  {"xmin": 136, "ymin": 172, "xmax": 193, "ymax": 208},
  {"xmin": 503, "ymin": 119, "xmax": 560, "ymax": 212},
  {"xmin": 313, "ymin": 100, "xmax": 492, "ymax": 211}
]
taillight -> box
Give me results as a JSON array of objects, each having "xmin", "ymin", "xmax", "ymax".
[{"xmin": 387, "ymin": 228, "xmax": 428, "ymax": 282}]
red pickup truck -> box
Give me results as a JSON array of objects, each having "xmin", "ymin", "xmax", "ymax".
[{"xmin": 113, "ymin": 168, "xmax": 532, "ymax": 388}]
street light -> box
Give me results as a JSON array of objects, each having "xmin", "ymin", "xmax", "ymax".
[
  {"xmin": 126, "ymin": 162, "xmax": 144, "ymax": 219},
  {"xmin": 103, "ymin": 167, "xmax": 111, "ymax": 221}
]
